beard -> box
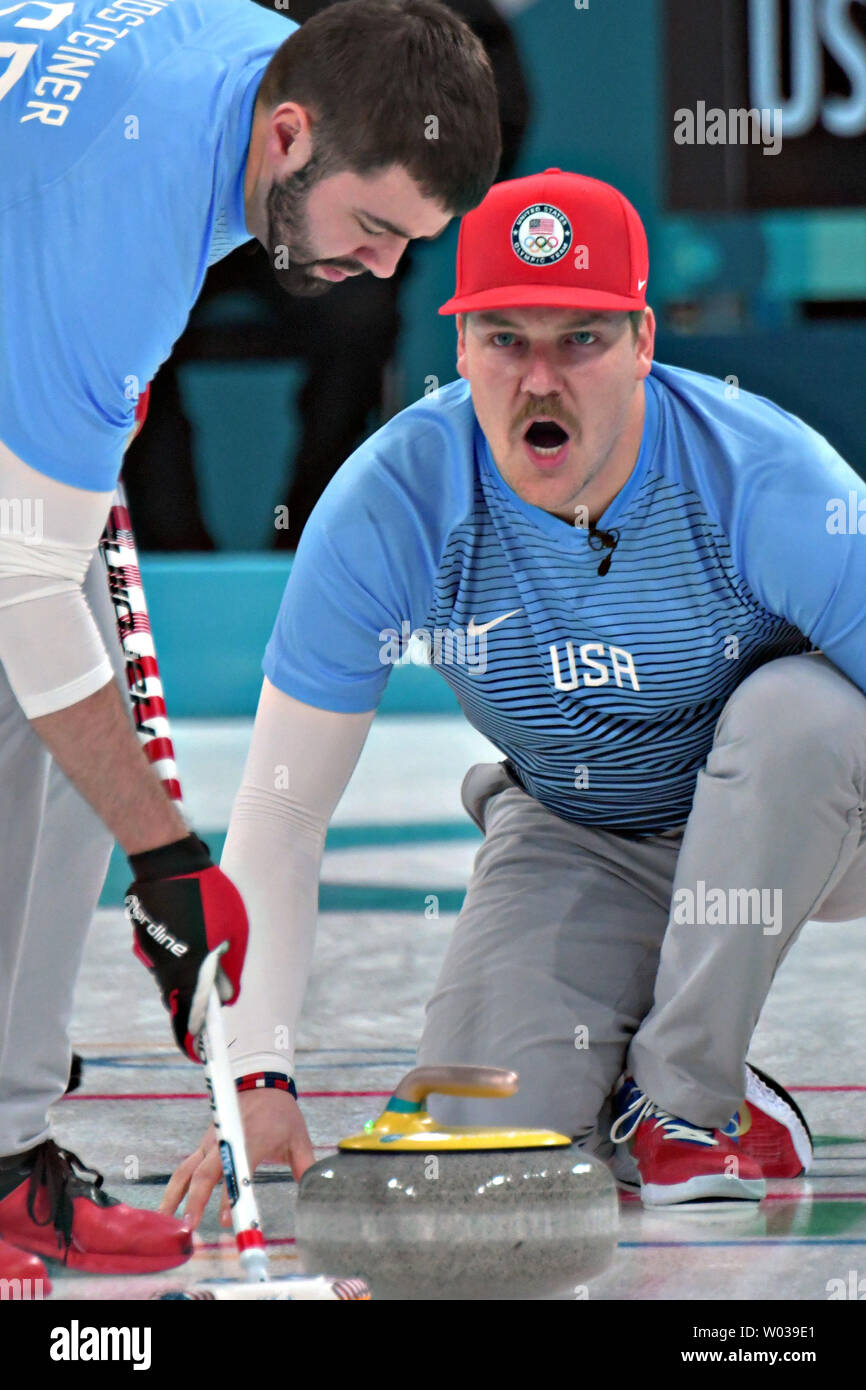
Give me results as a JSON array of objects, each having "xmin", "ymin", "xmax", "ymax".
[{"xmin": 265, "ymin": 146, "xmax": 366, "ymax": 298}]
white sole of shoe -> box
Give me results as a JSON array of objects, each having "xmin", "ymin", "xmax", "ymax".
[
  {"xmin": 745, "ymin": 1064, "xmax": 813, "ymax": 1175},
  {"xmin": 642, "ymin": 1175, "xmax": 766, "ymax": 1207}
]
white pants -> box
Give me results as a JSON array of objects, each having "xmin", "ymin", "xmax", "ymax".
[{"xmin": 0, "ymin": 553, "xmax": 126, "ymax": 1156}]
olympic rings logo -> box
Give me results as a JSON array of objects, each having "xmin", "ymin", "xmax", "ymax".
[{"xmin": 523, "ymin": 234, "xmax": 561, "ymax": 253}]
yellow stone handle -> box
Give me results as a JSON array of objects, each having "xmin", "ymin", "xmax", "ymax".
[{"xmin": 392, "ymin": 1065, "xmax": 519, "ymax": 1105}]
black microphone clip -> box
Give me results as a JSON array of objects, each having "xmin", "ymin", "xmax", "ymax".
[{"xmin": 587, "ymin": 523, "xmax": 620, "ymax": 577}]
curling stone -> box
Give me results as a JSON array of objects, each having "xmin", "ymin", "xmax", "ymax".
[{"xmin": 296, "ymin": 1065, "xmax": 618, "ymax": 1301}]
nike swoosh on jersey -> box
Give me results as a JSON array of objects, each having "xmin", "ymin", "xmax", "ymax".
[{"xmin": 466, "ymin": 608, "xmax": 523, "ymax": 638}]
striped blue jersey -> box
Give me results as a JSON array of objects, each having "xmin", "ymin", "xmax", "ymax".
[
  {"xmin": 0, "ymin": 0, "xmax": 294, "ymax": 491},
  {"xmin": 264, "ymin": 363, "xmax": 866, "ymax": 833}
]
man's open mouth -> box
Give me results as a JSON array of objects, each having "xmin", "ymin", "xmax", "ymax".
[{"xmin": 524, "ymin": 419, "xmax": 570, "ymax": 456}]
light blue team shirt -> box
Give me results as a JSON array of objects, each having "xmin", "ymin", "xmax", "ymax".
[
  {"xmin": 265, "ymin": 364, "xmax": 866, "ymax": 833},
  {"xmin": 0, "ymin": 0, "xmax": 295, "ymax": 490}
]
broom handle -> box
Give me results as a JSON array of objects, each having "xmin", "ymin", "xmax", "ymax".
[
  {"xmin": 99, "ymin": 482, "xmax": 269, "ymax": 1282},
  {"xmin": 201, "ymin": 992, "xmax": 270, "ymax": 1282}
]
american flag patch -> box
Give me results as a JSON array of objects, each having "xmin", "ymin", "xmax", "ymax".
[{"xmin": 528, "ymin": 216, "xmax": 556, "ymax": 233}]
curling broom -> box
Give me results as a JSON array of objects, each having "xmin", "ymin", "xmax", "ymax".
[{"xmin": 99, "ymin": 482, "xmax": 370, "ymax": 1301}]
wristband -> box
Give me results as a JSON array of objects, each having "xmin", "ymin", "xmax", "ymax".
[{"xmin": 236, "ymin": 1071, "xmax": 297, "ymax": 1100}]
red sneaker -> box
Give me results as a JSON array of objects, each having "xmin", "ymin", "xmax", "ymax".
[
  {"xmin": 0, "ymin": 1236, "xmax": 50, "ymax": 1296},
  {"xmin": 611, "ymin": 1079, "xmax": 766, "ymax": 1207},
  {"xmin": 0, "ymin": 1141, "xmax": 193, "ymax": 1273},
  {"xmin": 724, "ymin": 1064, "xmax": 813, "ymax": 1178}
]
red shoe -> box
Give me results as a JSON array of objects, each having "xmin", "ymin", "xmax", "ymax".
[
  {"xmin": 0, "ymin": 1236, "xmax": 50, "ymax": 1296},
  {"xmin": 611, "ymin": 1079, "xmax": 766, "ymax": 1207},
  {"xmin": 0, "ymin": 1141, "xmax": 193, "ymax": 1274},
  {"xmin": 724, "ymin": 1064, "xmax": 813, "ymax": 1178}
]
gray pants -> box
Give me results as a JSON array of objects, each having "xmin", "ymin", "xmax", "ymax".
[
  {"xmin": 418, "ymin": 653, "xmax": 866, "ymax": 1148},
  {"xmin": 0, "ymin": 554, "xmax": 125, "ymax": 1157}
]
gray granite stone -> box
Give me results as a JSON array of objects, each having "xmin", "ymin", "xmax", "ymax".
[{"xmin": 296, "ymin": 1144, "xmax": 618, "ymax": 1300}]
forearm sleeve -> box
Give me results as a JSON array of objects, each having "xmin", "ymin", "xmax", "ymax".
[
  {"xmin": 0, "ymin": 438, "xmax": 115, "ymax": 716},
  {"xmin": 219, "ymin": 677, "xmax": 376, "ymax": 1081}
]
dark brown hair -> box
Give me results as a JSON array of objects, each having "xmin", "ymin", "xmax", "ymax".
[{"xmin": 257, "ymin": 0, "xmax": 502, "ymax": 215}]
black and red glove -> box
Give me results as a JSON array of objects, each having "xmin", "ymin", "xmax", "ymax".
[{"xmin": 125, "ymin": 833, "xmax": 248, "ymax": 1062}]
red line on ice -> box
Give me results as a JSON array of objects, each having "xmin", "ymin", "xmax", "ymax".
[
  {"xmin": 789, "ymin": 1085, "xmax": 866, "ymax": 1092},
  {"xmin": 60, "ymin": 1090, "xmax": 393, "ymax": 1102}
]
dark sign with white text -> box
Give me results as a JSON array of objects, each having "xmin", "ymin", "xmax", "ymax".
[{"xmin": 665, "ymin": 0, "xmax": 866, "ymax": 209}]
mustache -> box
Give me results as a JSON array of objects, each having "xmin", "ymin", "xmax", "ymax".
[
  {"xmin": 512, "ymin": 401, "xmax": 580, "ymax": 437},
  {"xmin": 293, "ymin": 256, "xmax": 367, "ymax": 275}
]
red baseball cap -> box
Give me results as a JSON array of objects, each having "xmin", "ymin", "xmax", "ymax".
[{"xmin": 439, "ymin": 168, "xmax": 649, "ymax": 315}]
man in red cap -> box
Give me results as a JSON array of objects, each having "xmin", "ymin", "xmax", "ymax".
[{"xmin": 166, "ymin": 169, "xmax": 866, "ymax": 1219}]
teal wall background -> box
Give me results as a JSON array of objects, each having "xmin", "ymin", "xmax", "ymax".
[
  {"xmin": 139, "ymin": 555, "xmax": 461, "ymax": 718},
  {"xmin": 178, "ymin": 361, "xmax": 304, "ymax": 551}
]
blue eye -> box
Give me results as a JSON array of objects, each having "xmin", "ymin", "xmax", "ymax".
[
  {"xmin": 570, "ymin": 331, "xmax": 597, "ymax": 345},
  {"xmin": 492, "ymin": 333, "xmax": 517, "ymax": 347}
]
